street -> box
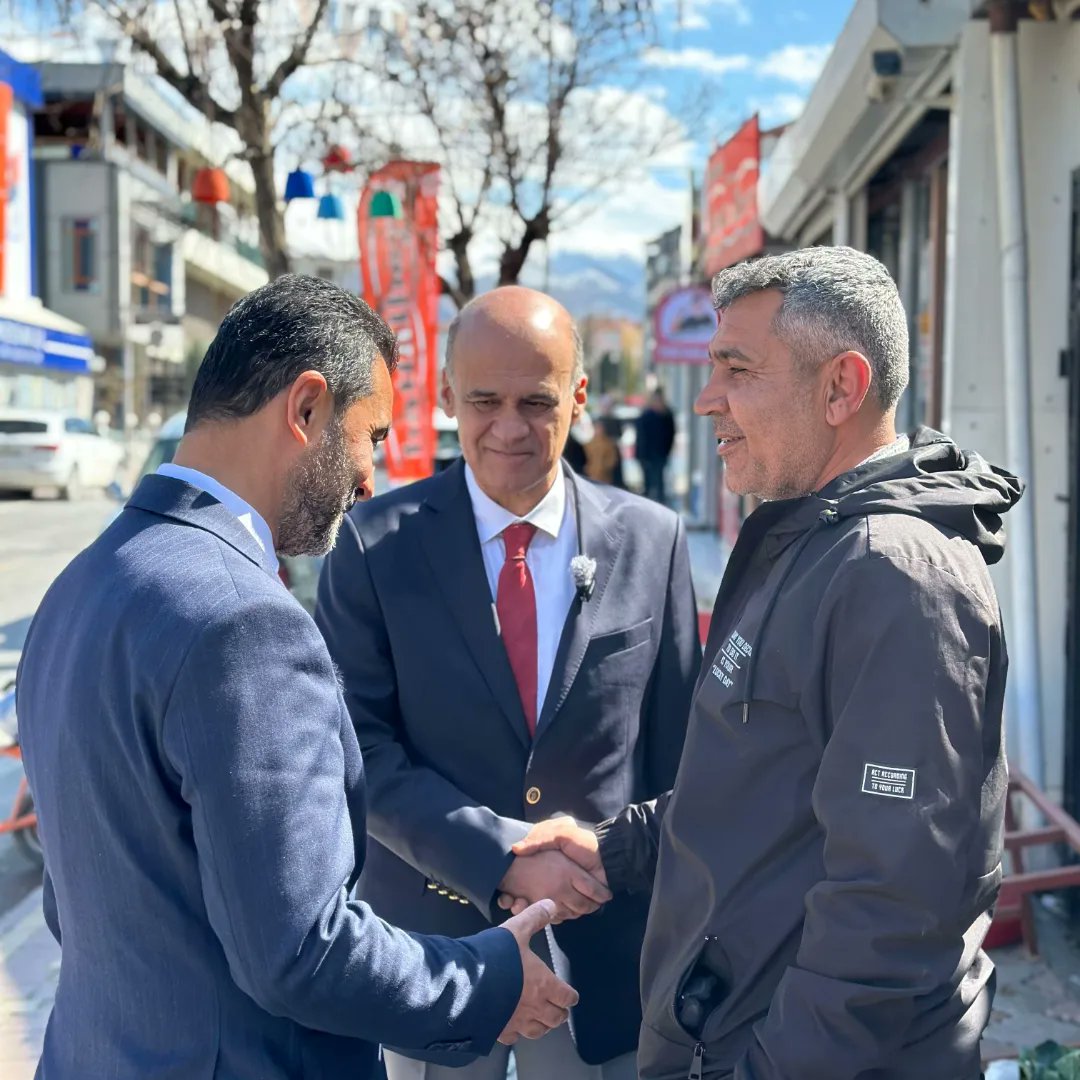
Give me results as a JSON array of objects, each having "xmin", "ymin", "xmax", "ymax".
[{"xmin": 0, "ymin": 492, "xmax": 116, "ymax": 914}]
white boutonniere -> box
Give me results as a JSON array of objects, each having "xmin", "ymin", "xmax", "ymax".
[{"xmin": 570, "ymin": 555, "xmax": 597, "ymax": 602}]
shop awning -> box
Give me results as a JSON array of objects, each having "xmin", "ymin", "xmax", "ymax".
[
  {"xmin": 759, "ymin": 0, "xmax": 978, "ymax": 240},
  {"xmin": 0, "ymin": 297, "xmax": 95, "ymax": 375}
]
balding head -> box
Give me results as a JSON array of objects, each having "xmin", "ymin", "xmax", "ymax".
[
  {"xmin": 440, "ymin": 286, "xmax": 589, "ymax": 516},
  {"xmin": 445, "ymin": 287, "xmax": 585, "ymax": 388}
]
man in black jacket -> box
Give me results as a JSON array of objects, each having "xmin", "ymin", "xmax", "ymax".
[
  {"xmin": 506, "ymin": 247, "xmax": 1022, "ymax": 1079},
  {"xmin": 634, "ymin": 389, "xmax": 676, "ymax": 503}
]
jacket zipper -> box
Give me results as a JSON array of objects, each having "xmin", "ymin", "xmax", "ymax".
[{"xmin": 688, "ymin": 1042, "xmax": 704, "ymax": 1079}]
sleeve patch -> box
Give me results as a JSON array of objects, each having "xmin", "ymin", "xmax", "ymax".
[{"xmin": 861, "ymin": 763, "xmax": 916, "ymax": 800}]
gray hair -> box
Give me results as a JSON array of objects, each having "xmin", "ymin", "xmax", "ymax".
[
  {"xmin": 444, "ymin": 304, "xmax": 586, "ymax": 389},
  {"xmin": 711, "ymin": 246, "xmax": 909, "ymax": 410}
]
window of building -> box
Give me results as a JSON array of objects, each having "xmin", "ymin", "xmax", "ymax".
[{"xmin": 63, "ymin": 217, "xmax": 100, "ymax": 292}]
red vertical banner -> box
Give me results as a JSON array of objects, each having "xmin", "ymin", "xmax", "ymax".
[
  {"xmin": 0, "ymin": 82, "xmax": 12, "ymax": 296},
  {"xmin": 358, "ymin": 160, "xmax": 440, "ymax": 483},
  {"xmin": 702, "ymin": 115, "xmax": 763, "ymax": 277}
]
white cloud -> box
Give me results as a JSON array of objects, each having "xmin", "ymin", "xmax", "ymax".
[
  {"xmin": 642, "ymin": 47, "xmax": 753, "ymax": 78},
  {"xmin": 548, "ymin": 170, "xmax": 691, "ymax": 261},
  {"xmin": 668, "ymin": 0, "xmax": 752, "ymax": 29},
  {"xmin": 751, "ymin": 92, "xmax": 807, "ymax": 128},
  {"xmin": 642, "ymin": 42, "xmax": 831, "ymax": 88},
  {"xmin": 757, "ymin": 43, "xmax": 832, "ymax": 87}
]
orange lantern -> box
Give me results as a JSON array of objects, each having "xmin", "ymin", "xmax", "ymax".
[{"xmin": 192, "ymin": 167, "xmax": 231, "ymax": 204}]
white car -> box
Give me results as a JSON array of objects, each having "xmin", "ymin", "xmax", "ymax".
[{"xmin": 0, "ymin": 408, "xmax": 126, "ymax": 499}]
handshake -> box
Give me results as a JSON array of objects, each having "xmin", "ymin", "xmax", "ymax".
[
  {"xmin": 492, "ymin": 818, "xmax": 609, "ymax": 1046},
  {"xmin": 497, "ymin": 816, "xmax": 609, "ymax": 922}
]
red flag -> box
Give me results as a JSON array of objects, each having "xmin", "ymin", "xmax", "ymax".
[{"xmin": 358, "ymin": 161, "xmax": 440, "ymax": 483}]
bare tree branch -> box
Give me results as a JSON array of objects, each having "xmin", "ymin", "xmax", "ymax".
[{"xmin": 264, "ymin": 0, "xmax": 332, "ymax": 99}]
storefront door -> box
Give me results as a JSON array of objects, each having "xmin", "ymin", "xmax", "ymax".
[{"xmin": 1064, "ymin": 168, "xmax": 1080, "ymax": 832}]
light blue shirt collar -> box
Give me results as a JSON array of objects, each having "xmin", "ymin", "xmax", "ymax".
[{"xmin": 156, "ymin": 463, "xmax": 279, "ymax": 575}]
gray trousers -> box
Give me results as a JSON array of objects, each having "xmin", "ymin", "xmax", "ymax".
[{"xmin": 383, "ymin": 1028, "xmax": 637, "ymax": 1080}]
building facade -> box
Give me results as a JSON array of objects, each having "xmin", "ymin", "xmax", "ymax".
[
  {"xmin": 757, "ymin": 0, "xmax": 1080, "ymax": 810},
  {"xmin": 32, "ymin": 62, "xmax": 267, "ymax": 428},
  {"xmin": 0, "ymin": 50, "xmax": 94, "ymax": 415}
]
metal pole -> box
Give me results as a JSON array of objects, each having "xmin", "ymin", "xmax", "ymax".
[{"xmin": 989, "ymin": 1, "xmax": 1045, "ymax": 789}]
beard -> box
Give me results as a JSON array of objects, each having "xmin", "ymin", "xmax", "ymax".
[{"xmin": 277, "ymin": 414, "xmax": 358, "ymax": 557}]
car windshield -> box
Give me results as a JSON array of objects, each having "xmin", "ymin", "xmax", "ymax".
[
  {"xmin": 0, "ymin": 420, "xmax": 48, "ymax": 435},
  {"xmin": 139, "ymin": 437, "xmax": 182, "ymax": 480}
]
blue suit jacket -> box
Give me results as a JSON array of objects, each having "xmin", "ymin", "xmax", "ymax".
[
  {"xmin": 316, "ymin": 462, "xmax": 699, "ymax": 1065},
  {"xmin": 17, "ymin": 475, "xmax": 521, "ymax": 1079}
]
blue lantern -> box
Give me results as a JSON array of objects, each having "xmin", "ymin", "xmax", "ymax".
[
  {"xmin": 316, "ymin": 193, "xmax": 346, "ymax": 221},
  {"xmin": 284, "ymin": 169, "xmax": 316, "ymax": 201}
]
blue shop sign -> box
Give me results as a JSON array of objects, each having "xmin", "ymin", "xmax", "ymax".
[{"xmin": 0, "ymin": 316, "xmax": 93, "ymax": 374}]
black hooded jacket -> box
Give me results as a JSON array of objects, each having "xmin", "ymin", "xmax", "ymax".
[{"xmin": 597, "ymin": 430, "xmax": 1024, "ymax": 1079}]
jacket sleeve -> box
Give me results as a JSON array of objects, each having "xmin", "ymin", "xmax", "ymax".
[
  {"xmin": 595, "ymin": 791, "xmax": 671, "ymax": 895},
  {"xmin": 641, "ymin": 514, "xmax": 699, "ymax": 795},
  {"xmin": 162, "ymin": 590, "xmax": 522, "ymax": 1055},
  {"xmin": 736, "ymin": 554, "xmax": 1004, "ymax": 1079},
  {"xmin": 315, "ymin": 514, "xmax": 530, "ymax": 916}
]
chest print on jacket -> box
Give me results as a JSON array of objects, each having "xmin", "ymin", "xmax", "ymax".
[{"xmin": 710, "ymin": 628, "xmax": 753, "ymax": 690}]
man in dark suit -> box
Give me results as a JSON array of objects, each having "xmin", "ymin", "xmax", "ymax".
[
  {"xmin": 16, "ymin": 276, "xmax": 576, "ymax": 1079},
  {"xmin": 316, "ymin": 285, "xmax": 699, "ymax": 1080}
]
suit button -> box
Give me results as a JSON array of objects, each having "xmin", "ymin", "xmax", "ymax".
[{"xmin": 526, "ymin": 786, "xmax": 542, "ymax": 806}]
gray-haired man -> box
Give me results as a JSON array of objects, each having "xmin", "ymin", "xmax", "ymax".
[{"xmin": 508, "ymin": 247, "xmax": 1024, "ymax": 1078}]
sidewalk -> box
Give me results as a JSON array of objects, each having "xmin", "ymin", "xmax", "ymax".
[
  {"xmin": 686, "ymin": 525, "xmax": 729, "ymax": 636},
  {"xmin": 0, "ymin": 887, "xmax": 58, "ymax": 1078}
]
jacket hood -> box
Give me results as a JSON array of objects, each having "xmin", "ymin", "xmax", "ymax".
[
  {"xmin": 762, "ymin": 428, "xmax": 1024, "ymax": 568},
  {"xmin": 816, "ymin": 428, "xmax": 1024, "ymax": 567},
  {"xmin": 731, "ymin": 429, "xmax": 1023, "ymax": 718}
]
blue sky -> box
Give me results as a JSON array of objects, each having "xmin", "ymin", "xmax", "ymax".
[
  {"xmin": 3, "ymin": 0, "xmax": 859, "ymax": 286},
  {"xmin": 545, "ymin": 0, "xmax": 856, "ymax": 267}
]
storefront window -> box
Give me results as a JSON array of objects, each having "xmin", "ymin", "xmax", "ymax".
[
  {"xmin": 63, "ymin": 218, "xmax": 99, "ymax": 293},
  {"xmin": 867, "ymin": 201, "xmax": 901, "ymax": 283}
]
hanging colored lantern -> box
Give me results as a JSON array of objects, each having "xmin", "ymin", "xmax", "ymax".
[
  {"xmin": 192, "ymin": 166, "xmax": 231, "ymax": 205},
  {"xmin": 322, "ymin": 145, "xmax": 353, "ymax": 173},
  {"xmin": 368, "ymin": 190, "xmax": 403, "ymax": 219},
  {"xmin": 284, "ymin": 169, "xmax": 316, "ymax": 201},
  {"xmin": 317, "ymin": 193, "xmax": 346, "ymax": 221}
]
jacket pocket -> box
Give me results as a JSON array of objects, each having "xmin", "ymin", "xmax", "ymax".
[
  {"xmin": 587, "ymin": 617, "xmax": 653, "ymax": 660},
  {"xmin": 669, "ymin": 935, "xmax": 730, "ymax": 1041}
]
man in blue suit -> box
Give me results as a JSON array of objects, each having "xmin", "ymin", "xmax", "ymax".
[
  {"xmin": 316, "ymin": 286, "xmax": 699, "ymax": 1080},
  {"xmin": 16, "ymin": 275, "xmax": 576, "ymax": 1079}
]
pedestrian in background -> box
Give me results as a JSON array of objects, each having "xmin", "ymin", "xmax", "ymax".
[
  {"xmin": 634, "ymin": 388, "xmax": 675, "ymax": 504},
  {"xmin": 316, "ymin": 285, "xmax": 699, "ymax": 1080},
  {"xmin": 583, "ymin": 415, "xmax": 624, "ymax": 488}
]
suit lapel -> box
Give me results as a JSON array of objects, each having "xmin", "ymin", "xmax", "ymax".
[
  {"xmin": 417, "ymin": 463, "xmax": 531, "ymax": 748},
  {"xmin": 535, "ymin": 472, "xmax": 624, "ymax": 740}
]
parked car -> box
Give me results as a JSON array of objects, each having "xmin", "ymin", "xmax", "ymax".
[
  {"xmin": 609, "ymin": 403, "xmax": 644, "ymax": 493},
  {"xmin": 0, "ymin": 408, "xmax": 126, "ymax": 499},
  {"xmin": 433, "ymin": 406, "xmax": 460, "ymax": 472},
  {"xmin": 122, "ymin": 412, "xmax": 324, "ymax": 614}
]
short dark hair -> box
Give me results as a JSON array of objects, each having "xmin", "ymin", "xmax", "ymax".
[
  {"xmin": 712, "ymin": 246, "xmax": 909, "ymax": 410},
  {"xmin": 186, "ymin": 275, "xmax": 398, "ymax": 430}
]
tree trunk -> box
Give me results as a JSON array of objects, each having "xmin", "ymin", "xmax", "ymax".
[
  {"xmin": 248, "ymin": 142, "xmax": 291, "ymax": 279},
  {"xmin": 445, "ymin": 229, "xmax": 475, "ymax": 308},
  {"xmin": 497, "ymin": 213, "xmax": 548, "ymax": 288}
]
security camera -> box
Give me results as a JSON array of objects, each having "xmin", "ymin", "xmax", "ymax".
[
  {"xmin": 866, "ymin": 51, "xmax": 903, "ymax": 104},
  {"xmin": 872, "ymin": 50, "xmax": 903, "ymax": 78}
]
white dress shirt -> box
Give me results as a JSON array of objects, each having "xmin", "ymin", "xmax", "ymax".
[
  {"xmin": 157, "ymin": 462, "xmax": 279, "ymax": 575},
  {"xmin": 464, "ymin": 464, "xmax": 578, "ymax": 720}
]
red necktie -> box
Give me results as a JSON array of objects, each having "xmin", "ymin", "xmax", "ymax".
[{"xmin": 496, "ymin": 522, "xmax": 538, "ymax": 736}]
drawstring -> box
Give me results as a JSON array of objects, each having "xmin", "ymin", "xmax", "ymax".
[{"xmin": 739, "ymin": 505, "xmax": 841, "ymax": 723}]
